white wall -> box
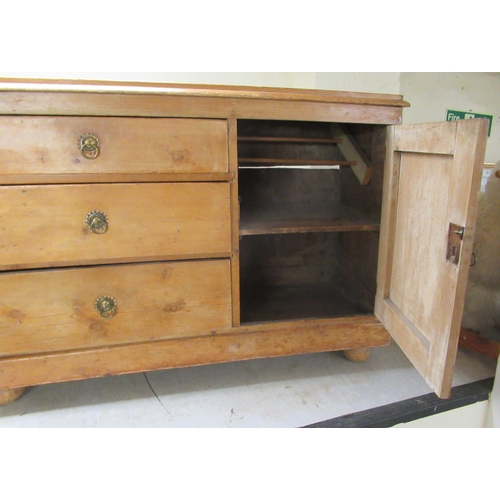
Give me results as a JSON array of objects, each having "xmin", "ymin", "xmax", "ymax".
[
  {"xmin": 400, "ymin": 72, "xmax": 500, "ymax": 163},
  {"xmin": 0, "ymin": 72, "xmax": 316, "ymax": 89},
  {"xmin": 314, "ymin": 72, "xmax": 401, "ymax": 94},
  {"xmin": 0, "ymin": 72, "xmax": 400, "ymax": 94}
]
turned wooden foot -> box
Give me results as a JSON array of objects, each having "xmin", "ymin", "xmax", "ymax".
[
  {"xmin": 0, "ymin": 387, "xmax": 26, "ymax": 406},
  {"xmin": 343, "ymin": 348, "xmax": 371, "ymax": 362}
]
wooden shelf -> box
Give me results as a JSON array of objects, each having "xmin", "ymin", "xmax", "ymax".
[
  {"xmin": 238, "ymin": 136, "xmax": 342, "ymax": 144},
  {"xmin": 239, "ymin": 204, "xmax": 380, "ymax": 235},
  {"xmin": 237, "ymin": 123, "xmax": 372, "ymax": 184},
  {"xmin": 239, "ymin": 158, "xmax": 356, "ymax": 167}
]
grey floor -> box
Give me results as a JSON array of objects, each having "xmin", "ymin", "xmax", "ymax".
[{"xmin": 0, "ymin": 341, "xmax": 496, "ymax": 427}]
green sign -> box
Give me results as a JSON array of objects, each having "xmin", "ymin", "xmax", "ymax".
[{"xmin": 446, "ymin": 109, "xmax": 493, "ymax": 136}]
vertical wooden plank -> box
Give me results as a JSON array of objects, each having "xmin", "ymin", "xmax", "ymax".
[
  {"xmin": 375, "ymin": 127, "xmax": 432, "ymax": 377},
  {"xmin": 228, "ymin": 118, "xmax": 241, "ymax": 326},
  {"xmin": 375, "ymin": 125, "xmax": 398, "ymax": 303},
  {"xmin": 426, "ymin": 118, "xmax": 488, "ymax": 395}
]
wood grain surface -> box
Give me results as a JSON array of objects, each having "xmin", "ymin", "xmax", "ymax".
[
  {"xmin": 0, "ymin": 116, "xmax": 229, "ymax": 176},
  {"xmin": 0, "ymin": 259, "xmax": 232, "ymax": 356},
  {"xmin": 0, "ymin": 182, "xmax": 231, "ymax": 270}
]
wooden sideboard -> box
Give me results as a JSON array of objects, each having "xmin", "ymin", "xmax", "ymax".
[{"xmin": 0, "ymin": 79, "xmax": 488, "ymax": 405}]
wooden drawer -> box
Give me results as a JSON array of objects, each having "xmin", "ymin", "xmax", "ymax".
[
  {"xmin": 0, "ymin": 259, "xmax": 232, "ymax": 356},
  {"xmin": 0, "ymin": 117, "xmax": 228, "ymax": 176},
  {"xmin": 0, "ymin": 182, "xmax": 231, "ymax": 270}
]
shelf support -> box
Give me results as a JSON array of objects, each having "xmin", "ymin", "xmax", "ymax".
[{"xmin": 330, "ymin": 124, "xmax": 373, "ymax": 185}]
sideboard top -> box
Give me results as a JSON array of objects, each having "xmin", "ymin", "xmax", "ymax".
[
  {"xmin": 0, "ymin": 78, "xmax": 410, "ymax": 108},
  {"xmin": 0, "ymin": 78, "xmax": 409, "ymax": 124}
]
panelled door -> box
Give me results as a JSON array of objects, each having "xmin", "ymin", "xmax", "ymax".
[{"xmin": 375, "ymin": 119, "xmax": 488, "ymax": 398}]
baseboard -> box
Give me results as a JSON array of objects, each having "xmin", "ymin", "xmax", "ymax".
[{"xmin": 303, "ymin": 377, "xmax": 494, "ymax": 428}]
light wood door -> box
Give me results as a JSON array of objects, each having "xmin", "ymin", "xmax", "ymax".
[{"xmin": 375, "ymin": 119, "xmax": 488, "ymax": 398}]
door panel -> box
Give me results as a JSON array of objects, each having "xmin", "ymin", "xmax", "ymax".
[
  {"xmin": 375, "ymin": 119, "xmax": 488, "ymax": 398},
  {"xmin": 390, "ymin": 152, "xmax": 453, "ymax": 342}
]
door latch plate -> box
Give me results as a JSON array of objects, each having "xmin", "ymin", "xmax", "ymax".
[{"xmin": 446, "ymin": 223, "xmax": 464, "ymax": 265}]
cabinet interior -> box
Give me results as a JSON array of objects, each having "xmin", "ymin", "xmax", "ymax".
[{"xmin": 237, "ymin": 119, "xmax": 385, "ymax": 324}]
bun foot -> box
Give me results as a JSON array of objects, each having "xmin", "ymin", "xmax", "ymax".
[
  {"xmin": 0, "ymin": 387, "xmax": 26, "ymax": 406},
  {"xmin": 343, "ymin": 348, "xmax": 371, "ymax": 362}
]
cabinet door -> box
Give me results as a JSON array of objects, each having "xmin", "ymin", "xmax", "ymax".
[{"xmin": 375, "ymin": 119, "xmax": 488, "ymax": 398}]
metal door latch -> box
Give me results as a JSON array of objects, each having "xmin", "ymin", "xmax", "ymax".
[{"xmin": 446, "ymin": 223, "xmax": 465, "ymax": 265}]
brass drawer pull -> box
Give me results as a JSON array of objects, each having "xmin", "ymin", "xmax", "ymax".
[
  {"xmin": 79, "ymin": 134, "xmax": 100, "ymax": 159},
  {"xmin": 86, "ymin": 210, "xmax": 108, "ymax": 234},
  {"xmin": 95, "ymin": 296, "xmax": 117, "ymax": 319}
]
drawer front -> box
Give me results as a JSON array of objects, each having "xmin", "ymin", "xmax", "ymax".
[
  {"xmin": 0, "ymin": 183, "xmax": 231, "ymax": 270},
  {"xmin": 0, "ymin": 117, "xmax": 228, "ymax": 176},
  {"xmin": 0, "ymin": 259, "xmax": 232, "ymax": 356}
]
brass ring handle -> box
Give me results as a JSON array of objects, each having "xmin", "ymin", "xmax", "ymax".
[
  {"xmin": 79, "ymin": 134, "xmax": 100, "ymax": 159},
  {"xmin": 95, "ymin": 296, "xmax": 117, "ymax": 319},
  {"xmin": 85, "ymin": 210, "xmax": 108, "ymax": 234}
]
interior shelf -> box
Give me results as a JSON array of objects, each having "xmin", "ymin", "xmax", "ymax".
[
  {"xmin": 239, "ymin": 204, "xmax": 380, "ymax": 235},
  {"xmin": 239, "ymin": 158, "xmax": 356, "ymax": 167},
  {"xmin": 237, "ymin": 120, "xmax": 372, "ymax": 184},
  {"xmin": 238, "ymin": 136, "xmax": 342, "ymax": 144}
]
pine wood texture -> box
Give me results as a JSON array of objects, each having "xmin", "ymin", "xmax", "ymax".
[
  {"xmin": 0, "ymin": 259, "xmax": 232, "ymax": 356},
  {"xmin": 0, "ymin": 117, "xmax": 228, "ymax": 178},
  {"xmin": 0, "ymin": 182, "xmax": 231, "ymax": 270},
  {"xmin": 0, "ymin": 78, "xmax": 411, "ymax": 107},
  {"xmin": 239, "ymin": 204, "xmax": 379, "ymax": 235},
  {"xmin": 330, "ymin": 123, "xmax": 373, "ymax": 184},
  {"xmin": 228, "ymin": 118, "xmax": 241, "ymax": 326},
  {"xmin": 375, "ymin": 119, "xmax": 488, "ymax": 398},
  {"xmin": 343, "ymin": 348, "xmax": 371, "ymax": 362},
  {"xmin": 0, "ymin": 78, "xmax": 407, "ymax": 126},
  {"xmin": 459, "ymin": 329, "xmax": 500, "ymax": 359},
  {"xmin": 0, "ymin": 316, "xmax": 390, "ymax": 391},
  {"xmin": 0, "ymin": 173, "xmax": 234, "ymax": 185},
  {"xmin": 0, "ymin": 387, "xmax": 26, "ymax": 406}
]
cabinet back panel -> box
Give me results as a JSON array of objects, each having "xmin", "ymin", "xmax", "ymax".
[
  {"xmin": 239, "ymin": 233, "xmax": 338, "ymax": 287},
  {"xmin": 337, "ymin": 231, "xmax": 379, "ymax": 311},
  {"xmin": 239, "ymin": 233, "xmax": 371, "ymax": 323},
  {"xmin": 239, "ymin": 168, "xmax": 340, "ymax": 208}
]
